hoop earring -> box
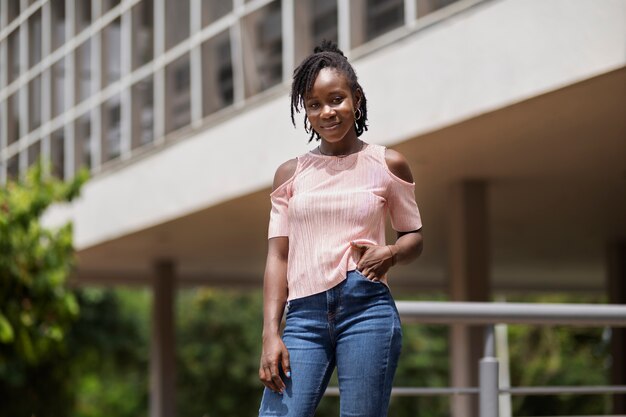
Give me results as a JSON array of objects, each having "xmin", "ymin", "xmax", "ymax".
[{"xmin": 354, "ymin": 108, "xmax": 362, "ymax": 121}]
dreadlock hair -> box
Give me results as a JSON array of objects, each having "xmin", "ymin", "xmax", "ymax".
[{"xmin": 290, "ymin": 40, "xmax": 368, "ymax": 142}]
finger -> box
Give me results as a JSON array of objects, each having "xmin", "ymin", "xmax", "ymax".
[
  {"xmin": 281, "ymin": 349, "xmax": 291, "ymax": 379},
  {"xmin": 350, "ymin": 241, "xmax": 370, "ymax": 252},
  {"xmin": 263, "ymin": 365, "xmax": 279, "ymax": 392},
  {"xmin": 270, "ymin": 362, "xmax": 285, "ymax": 392}
]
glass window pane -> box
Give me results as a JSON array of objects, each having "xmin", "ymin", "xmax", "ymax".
[
  {"xmin": 131, "ymin": 76, "xmax": 154, "ymax": 147},
  {"xmin": 7, "ymin": 2, "xmax": 20, "ymax": 24},
  {"xmin": 51, "ymin": 60, "xmax": 66, "ymax": 118},
  {"xmin": 241, "ymin": 1, "xmax": 282, "ymax": 98},
  {"xmin": 165, "ymin": 54, "xmax": 191, "ymax": 133},
  {"xmin": 75, "ymin": 114, "xmax": 92, "ymax": 170},
  {"xmin": 103, "ymin": 18, "xmax": 121, "ymax": 86},
  {"xmin": 8, "ymin": 30, "xmax": 20, "ymax": 84},
  {"xmin": 201, "ymin": 30, "xmax": 233, "ymax": 117},
  {"xmin": 294, "ymin": 0, "xmax": 338, "ymax": 64},
  {"xmin": 28, "ymin": 75, "xmax": 42, "ymax": 132},
  {"xmin": 29, "ymin": 9, "xmax": 42, "ymax": 67},
  {"xmin": 27, "ymin": 141, "xmax": 41, "ymax": 167},
  {"xmin": 351, "ymin": 0, "xmax": 404, "ymax": 47},
  {"xmin": 102, "ymin": 95, "xmax": 121, "ymax": 161},
  {"xmin": 202, "ymin": 0, "xmax": 232, "ymax": 27},
  {"xmin": 75, "ymin": 0, "xmax": 92, "ymax": 34},
  {"xmin": 165, "ymin": 0, "xmax": 190, "ymax": 50},
  {"xmin": 51, "ymin": 0, "xmax": 66, "ymax": 52},
  {"xmin": 7, "ymin": 154, "xmax": 19, "ymax": 181},
  {"xmin": 51, "ymin": 129, "xmax": 65, "ymax": 179},
  {"xmin": 132, "ymin": 0, "xmax": 154, "ymax": 69},
  {"xmin": 7, "ymin": 93, "xmax": 19, "ymax": 145},
  {"xmin": 76, "ymin": 40, "xmax": 92, "ymax": 103},
  {"xmin": 103, "ymin": 0, "xmax": 121, "ymax": 14},
  {"xmin": 367, "ymin": 0, "xmax": 404, "ymax": 41},
  {"xmin": 416, "ymin": 0, "xmax": 459, "ymax": 18}
]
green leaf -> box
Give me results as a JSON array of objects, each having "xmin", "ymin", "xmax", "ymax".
[{"xmin": 0, "ymin": 313, "xmax": 14, "ymax": 343}]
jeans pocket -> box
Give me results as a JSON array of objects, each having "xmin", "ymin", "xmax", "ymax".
[{"xmin": 353, "ymin": 268, "xmax": 380, "ymax": 283}]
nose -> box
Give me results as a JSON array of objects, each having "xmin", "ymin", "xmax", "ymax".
[{"xmin": 321, "ymin": 104, "xmax": 336, "ymax": 119}]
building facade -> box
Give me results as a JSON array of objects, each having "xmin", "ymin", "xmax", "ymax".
[{"xmin": 1, "ymin": 0, "xmax": 625, "ymax": 416}]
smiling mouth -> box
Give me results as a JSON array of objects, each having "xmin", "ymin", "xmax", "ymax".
[{"xmin": 322, "ymin": 122, "xmax": 341, "ymax": 129}]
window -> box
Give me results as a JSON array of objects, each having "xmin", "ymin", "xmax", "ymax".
[
  {"xmin": 165, "ymin": 54, "xmax": 191, "ymax": 133},
  {"xmin": 28, "ymin": 75, "xmax": 43, "ymax": 132},
  {"xmin": 351, "ymin": 0, "xmax": 404, "ymax": 48},
  {"xmin": 75, "ymin": 114, "xmax": 92, "ymax": 170},
  {"xmin": 51, "ymin": 0, "xmax": 66, "ymax": 52},
  {"xmin": 417, "ymin": 0, "xmax": 459, "ymax": 18},
  {"xmin": 51, "ymin": 60, "xmax": 66, "ymax": 119},
  {"xmin": 165, "ymin": 0, "xmax": 190, "ymax": 51},
  {"xmin": 202, "ymin": 0, "xmax": 232, "ymax": 27},
  {"xmin": 241, "ymin": 1, "xmax": 282, "ymax": 97},
  {"xmin": 75, "ymin": 0, "xmax": 92, "ymax": 34},
  {"xmin": 51, "ymin": 129, "xmax": 65, "ymax": 179},
  {"xmin": 132, "ymin": 77, "xmax": 154, "ymax": 147},
  {"xmin": 7, "ymin": 93, "xmax": 20, "ymax": 145},
  {"xmin": 8, "ymin": 31, "xmax": 20, "ymax": 84},
  {"xmin": 27, "ymin": 141, "xmax": 41, "ymax": 167},
  {"xmin": 103, "ymin": 18, "xmax": 122, "ymax": 86},
  {"xmin": 201, "ymin": 30, "xmax": 233, "ymax": 117},
  {"xmin": 7, "ymin": 1, "xmax": 20, "ymax": 25},
  {"xmin": 132, "ymin": 0, "xmax": 154, "ymax": 69},
  {"xmin": 7, "ymin": 154, "xmax": 19, "ymax": 181},
  {"xmin": 102, "ymin": 96, "xmax": 122, "ymax": 161},
  {"xmin": 102, "ymin": 0, "xmax": 121, "ymax": 15},
  {"xmin": 294, "ymin": 0, "xmax": 338, "ymax": 64},
  {"xmin": 76, "ymin": 40, "xmax": 92, "ymax": 103},
  {"xmin": 29, "ymin": 9, "xmax": 43, "ymax": 67}
]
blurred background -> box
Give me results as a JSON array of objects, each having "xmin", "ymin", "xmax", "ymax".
[{"xmin": 0, "ymin": 0, "xmax": 624, "ymax": 416}]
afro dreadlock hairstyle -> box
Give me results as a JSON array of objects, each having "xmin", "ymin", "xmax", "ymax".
[{"xmin": 290, "ymin": 40, "xmax": 368, "ymax": 142}]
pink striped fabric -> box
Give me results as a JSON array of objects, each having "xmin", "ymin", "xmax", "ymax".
[{"xmin": 268, "ymin": 143, "xmax": 422, "ymax": 300}]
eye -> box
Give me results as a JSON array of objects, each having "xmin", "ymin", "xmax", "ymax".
[
  {"xmin": 332, "ymin": 96, "xmax": 343, "ymax": 104},
  {"xmin": 307, "ymin": 102, "xmax": 320, "ymax": 110}
]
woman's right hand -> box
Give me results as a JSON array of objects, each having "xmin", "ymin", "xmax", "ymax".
[{"xmin": 259, "ymin": 333, "xmax": 291, "ymax": 394}]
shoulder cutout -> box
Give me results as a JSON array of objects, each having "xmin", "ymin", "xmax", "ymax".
[
  {"xmin": 272, "ymin": 158, "xmax": 298, "ymax": 191},
  {"xmin": 384, "ymin": 148, "xmax": 414, "ymax": 183}
]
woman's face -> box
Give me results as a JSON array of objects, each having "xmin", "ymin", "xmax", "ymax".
[{"xmin": 305, "ymin": 68, "xmax": 360, "ymax": 144}]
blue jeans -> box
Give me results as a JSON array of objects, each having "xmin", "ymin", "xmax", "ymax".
[{"xmin": 258, "ymin": 270, "xmax": 402, "ymax": 417}]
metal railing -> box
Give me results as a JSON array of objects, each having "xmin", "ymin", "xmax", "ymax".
[{"xmin": 325, "ymin": 301, "xmax": 626, "ymax": 417}]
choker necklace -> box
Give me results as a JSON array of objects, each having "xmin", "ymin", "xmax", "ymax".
[{"xmin": 318, "ymin": 140, "xmax": 364, "ymax": 158}]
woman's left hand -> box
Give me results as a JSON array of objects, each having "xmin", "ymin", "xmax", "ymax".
[{"xmin": 350, "ymin": 242, "xmax": 395, "ymax": 281}]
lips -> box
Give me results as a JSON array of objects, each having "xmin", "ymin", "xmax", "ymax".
[{"xmin": 322, "ymin": 122, "xmax": 341, "ymax": 129}]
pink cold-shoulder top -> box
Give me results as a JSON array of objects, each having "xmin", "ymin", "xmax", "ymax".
[{"xmin": 268, "ymin": 143, "xmax": 422, "ymax": 301}]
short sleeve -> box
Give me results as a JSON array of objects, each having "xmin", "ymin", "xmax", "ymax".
[
  {"xmin": 386, "ymin": 173, "xmax": 422, "ymax": 232},
  {"xmin": 268, "ymin": 180, "xmax": 292, "ymax": 239}
]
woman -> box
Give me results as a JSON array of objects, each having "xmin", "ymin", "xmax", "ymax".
[{"xmin": 258, "ymin": 41, "xmax": 423, "ymax": 417}]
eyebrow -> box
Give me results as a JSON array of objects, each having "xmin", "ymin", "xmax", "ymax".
[{"xmin": 305, "ymin": 90, "xmax": 347, "ymax": 100}]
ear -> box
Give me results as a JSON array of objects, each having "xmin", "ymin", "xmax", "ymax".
[{"xmin": 353, "ymin": 88, "xmax": 363, "ymax": 109}]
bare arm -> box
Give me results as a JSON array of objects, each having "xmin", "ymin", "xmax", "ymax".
[
  {"xmin": 258, "ymin": 159, "xmax": 297, "ymax": 394},
  {"xmin": 352, "ymin": 149, "xmax": 423, "ymax": 279}
]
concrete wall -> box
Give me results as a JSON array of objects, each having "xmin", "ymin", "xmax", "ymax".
[{"xmin": 43, "ymin": 0, "xmax": 626, "ymax": 250}]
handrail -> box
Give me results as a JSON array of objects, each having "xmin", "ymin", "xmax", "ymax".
[
  {"xmin": 324, "ymin": 301, "xmax": 626, "ymax": 417},
  {"xmin": 395, "ymin": 301, "xmax": 626, "ymax": 326}
]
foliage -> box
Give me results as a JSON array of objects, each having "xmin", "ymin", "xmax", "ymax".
[
  {"xmin": 68, "ymin": 288, "xmax": 150, "ymax": 417},
  {"xmin": 507, "ymin": 293, "xmax": 611, "ymax": 415},
  {"xmin": 175, "ymin": 288, "xmax": 265, "ymax": 417},
  {"xmin": 0, "ymin": 162, "xmax": 88, "ymax": 416}
]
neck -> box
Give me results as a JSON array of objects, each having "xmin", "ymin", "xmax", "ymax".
[{"xmin": 319, "ymin": 138, "xmax": 362, "ymax": 156}]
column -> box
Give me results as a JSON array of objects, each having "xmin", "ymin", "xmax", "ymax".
[
  {"xmin": 448, "ymin": 181, "xmax": 491, "ymax": 417},
  {"xmin": 150, "ymin": 260, "xmax": 177, "ymax": 417},
  {"xmin": 608, "ymin": 241, "xmax": 626, "ymax": 413}
]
